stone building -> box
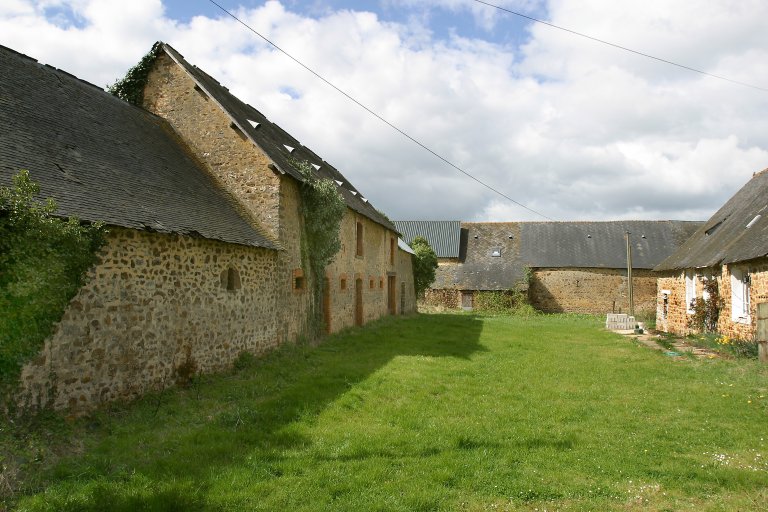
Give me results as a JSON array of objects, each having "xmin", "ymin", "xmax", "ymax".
[
  {"xmin": 0, "ymin": 42, "xmax": 415, "ymax": 413},
  {"xmin": 655, "ymin": 168, "xmax": 768, "ymax": 339},
  {"xmin": 396, "ymin": 220, "xmax": 700, "ymax": 314}
]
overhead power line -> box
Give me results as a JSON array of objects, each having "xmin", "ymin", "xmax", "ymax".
[
  {"xmin": 206, "ymin": 0, "xmax": 555, "ymax": 221},
  {"xmin": 473, "ymin": 0, "xmax": 768, "ymax": 93}
]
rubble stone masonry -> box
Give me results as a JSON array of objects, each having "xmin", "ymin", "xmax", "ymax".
[
  {"xmin": 657, "ymin": 257, "xmax": 768, "ymax": 339},
  {"xmin": 18, "ymin": 228, "xmax": 280, "ymax": 413},
  {"xmin": 530, "ymin": 268, "xmax": 657, "ymax": 314}
]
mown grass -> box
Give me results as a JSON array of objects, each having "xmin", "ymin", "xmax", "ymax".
[{"xmin": 4, "ymin": 313, "xmax": 768, "ymax": 511}]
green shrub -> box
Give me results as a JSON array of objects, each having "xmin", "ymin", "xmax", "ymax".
[
  {"xmin": 0, "ymin": 170, "xmax": 105, "ymax": 402},
  {"xmin": 473, "ymin": 290, "xmax": 537, "ymax": 317},
  {"xmin": 411, "ymin": 237, "xmax": 438, "ymax": 298}
]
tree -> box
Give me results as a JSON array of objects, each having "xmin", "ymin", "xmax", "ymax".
[{"xmin": 411, "ymin": 236, "xmax": 438, "ymax": 298}]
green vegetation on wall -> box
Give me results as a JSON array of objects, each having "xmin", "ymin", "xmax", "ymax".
[
  {"xmin": 0, "ymin": 171, "xmax": 105, "ymax": 406},
  {"xmin": 688, "ymin": 278, "xmax": 723, "ymax": 333},
  {"xmin": 107, "ymin": 42, "xmax": 162, "ymax": 106},
  {"xmin": 410, "ymin": 236, "xmax": 437, "ymax": 298},
  {"xmin": 295, "ymin": 161, "xmax": 346, "ymax": 337}
]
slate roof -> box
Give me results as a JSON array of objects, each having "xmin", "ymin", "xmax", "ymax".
[
  {"xmin": 432, "ymin": 220, "xmax": 702, "ymax": 291},
  {"xmin": 0, "ymin": 45, "xmax": 276, "ymax": 249},
  {"xmin": 160, "ymin": 43, "xmax": 397, "ymax": 233},
  {"xmin": 393, "ymin": 220, "xmax": 461, "ymax": 258},
  {"xmin": 519, "ymin": 221, "xmax": 703, "ymax": 269},
  {"xmin": 655, "ymin": 169, "xmax": 768, "ymax": 271}
]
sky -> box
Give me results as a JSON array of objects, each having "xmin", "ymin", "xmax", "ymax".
[{"xmin": 1, "ymin": 0, "xmax": 767, "ymax": 222}]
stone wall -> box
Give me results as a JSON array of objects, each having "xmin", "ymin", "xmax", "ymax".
[
  {"xmin": 15, "ymin": 50, "xmax": 416, "ymax": 414},
  {"xmin": 658, "ymin": 258, "xmax": 768, "ymax": 339},
  {"xmin": 423, "ymin": 288, "xmax": 461, "ymax": 309},
  {"xmin": 18, "ymin": 228, "xmax": 280, "ymax": 413},
  {"xmin": 529, "ymin": 268, "xmax": 657, "ymax": 314},
  {"xmin": 325, "ymin": 213, "xmax": 415, "ymax": 333}
]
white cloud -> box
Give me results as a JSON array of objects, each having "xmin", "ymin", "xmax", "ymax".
[{"xmin": 1, "ymin": 0, "xmax": 766, "ymax": 222}]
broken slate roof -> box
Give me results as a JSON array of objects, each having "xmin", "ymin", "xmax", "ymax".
[
  {"xmin": 655, "ymin": 169, "xmax": 768, "ymax": 271},
  {"xmin": 159, "ymin": 43, "xmax": 397, "ymax": 233},
  {"xmin": 0, "ymin": 44, "xmax": 276, "ymax": 249},
  {"xmin": 393, "ymin": 220, "xmax": 461, "ymax": 258}
]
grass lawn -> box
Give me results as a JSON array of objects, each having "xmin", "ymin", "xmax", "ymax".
[{"xmin": 4, "ymin": 313, "xmax": 768, "ymax": 511}]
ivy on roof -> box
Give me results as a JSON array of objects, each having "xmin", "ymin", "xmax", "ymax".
[{"xmin": 107, "ymin": 42, "xmax": 162, "ymax": 106}]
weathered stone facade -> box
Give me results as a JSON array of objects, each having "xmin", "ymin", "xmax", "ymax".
[
  {"xmin": 657, "ymin": 257, "xmax": 768, "ymax": 339},
  {"xmin": 19, "ymin": 228, "xmax": 281, "ymax": 412},
  {"xmin": 530, "ymin": 268, "xmax": 657, "ymax": 314},
  {"xmin": 15, "ymin": 45, "xmax": 415, "ymax": 414}
]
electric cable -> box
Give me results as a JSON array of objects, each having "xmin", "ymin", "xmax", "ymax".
[{"xmin": 206, "ymin": 0, "xmax": 555, "ymax": 221}]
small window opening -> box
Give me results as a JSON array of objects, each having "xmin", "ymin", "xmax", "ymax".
[
  {"xmin": 293, "ymin": 269, "xmax": 305, "ymax": 292},
  {"xmin": 390, "ymin": 237, "xmax": 395, "ymax": 265},
  {"xmin": 380, "ymin": 278, "xmax": 384, "ymax": 289},
  {"xmin": 340, "ymin": 277, "xmax": 347, "ymax": 290},
  {"xmin": 221, "ymin": 267, "xmax": 241, "ymax": 291},
  {"xmin": 193, "ymin": 84, "xmax": 209, "ymax": 100},
  {"xmin": 370, "ymin": 279, "xmax": 375, "ymax": 289},
  {"xmin": 229, "ymin": 122, "xmax": 247, "ymax": 141},
  {"xmin": 491, "ymin": 248, "xmax": 501, "ymax": 257}
]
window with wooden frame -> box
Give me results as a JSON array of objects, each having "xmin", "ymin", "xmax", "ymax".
[
  {"xmin": 390, "ymin": 237, "xmax": 395, "ymax": 265},
  {"xmin": 340, "ymin": 274, "xmax": 348, "ymax": 291},
  {"xmin": 730, "ymin": 267, "xmax": 751, "ymax": 323}
]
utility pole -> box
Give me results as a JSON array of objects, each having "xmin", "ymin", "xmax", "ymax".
[{"xmin": 626, "ymin": 231, "xmax": 634, "ymax": 317}]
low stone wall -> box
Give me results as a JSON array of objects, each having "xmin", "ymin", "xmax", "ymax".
[{"xmin": 18, "ymin": 227, "xmax": 282, "ymax": 413}]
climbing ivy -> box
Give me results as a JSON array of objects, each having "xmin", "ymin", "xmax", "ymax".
[
  {"xmin": 295, "ymin": 161, "xmax": 346, "ymax": 337},
  {"xmin": 0, "ymin": 171, "xmax": 106, "ymax": 406},
  {"xmin": 107, "ymin": 42, "xmax": 162, "ymax": 106}
]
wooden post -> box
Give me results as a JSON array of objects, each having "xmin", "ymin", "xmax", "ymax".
[
  {"xmin": 626, "ymin": 232, "xmax": 634, "ymax": 317},
  {"xmin": 757, "ymin": 303, "xmax": 768, "ymax": 364}
]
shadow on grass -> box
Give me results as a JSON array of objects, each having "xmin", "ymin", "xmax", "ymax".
[{"xmin": 16, "ymin": 313, "xmax": 485, "ymax": 510}]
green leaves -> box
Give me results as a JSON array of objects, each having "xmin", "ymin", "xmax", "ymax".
[
  {"xmin": 411, "ymin": 236, "xmax": 437, "ymax": 297},
  {"xmin": 0, "ymin": 170, "xmax": 105, "ymax": 397},
  {"xmin": 107, "ymin": 42, "xmax": 162, "ymax": 106}
]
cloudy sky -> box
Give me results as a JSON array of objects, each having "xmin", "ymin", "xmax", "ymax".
[{"xmin": 2, "ymin": 0, "xmax": 767, "ymax": 222}]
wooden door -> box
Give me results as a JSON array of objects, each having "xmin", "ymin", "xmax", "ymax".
[
  {"xmin": 355, "ymin": 278, "xmax": 363, "ymax": 326},
  {"xmin": 388, "ymin": 275, "xmax": 397, "ymax": 315}
]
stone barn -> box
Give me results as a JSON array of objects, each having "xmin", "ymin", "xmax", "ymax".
[
  {"xmin": 0, "ymin": 42, "xmax": 415, "ymax": 413},
  {"xmin": 655, "ymin": 168, "xmax": 768, "ymax": 339},
  {"xmin": 396, "ymin": 220, "xmax": 701, "ymax": 314}
]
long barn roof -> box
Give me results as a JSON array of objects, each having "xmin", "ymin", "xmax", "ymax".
[
  {"xmin": 0, "ymin": 44, "xmax": 277, "ymax": 249},
  {"xmin": 160, "ymin": 43, "xmax": 397, "ymax": 233}
]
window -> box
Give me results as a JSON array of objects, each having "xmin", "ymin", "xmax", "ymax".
[
  {"xmin": 356, "ymin": 222, "xmax": 364, "ymax": 257},
  {"xmin": 390, "ymin": 237, "xmax": 395, "ymax": 265},
  {"xmin": 293, "ymin": 269, "xmax": 305, "ymax": 292},
  {"xmin": 340, "ymin": 276, "xmax": 347, "ymax": 291},
  {"xmin": 685, "ymin": 270, "xmax": 696, "ymax": 314},
  {"xmin": 730, "ymin": 267, "xmax": 751, "ymax": 323},
  {"xmin": 221, "ymin": 267, "xmax": 241, "ymax": 291},
  {"xmin": 370, "ymin": 278, "xmax": 375, "ymax": 289},
  {"xmin": 491, "ymin": 247, "xmax": 501, "ymax": 257}
]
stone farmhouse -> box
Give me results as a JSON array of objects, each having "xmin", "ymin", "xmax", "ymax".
[
  {"xmin": 395, "ymin": 220, "xmax": 701, "ymax": 314},
  {"xmin": 655, "ymin": 168, "xmax": 768, "ymax": 339},
  {"xmin": 0, "ymin": 42, "xmax": 415, "ymax": 413}
]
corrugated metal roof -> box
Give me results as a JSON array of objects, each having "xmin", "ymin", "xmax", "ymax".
[
  {"xmin": 160, "ymin": 43, "xmax": 397, "ymax": 234},
  {"xmin": 393, "ymin": 220, "xmax": 461, "ymax": 258},
  {"xmin": 0, "ymin": 44, "xmax": 277, "ymax": 250},
  {"xmin": 398, "ymin": 238, "xmax": 415, "ymax": 255},
  {"xmin": 655, "ymin": 169, "xmax": 768, "ymax": 270}
]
